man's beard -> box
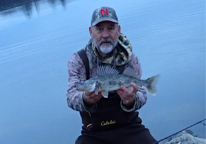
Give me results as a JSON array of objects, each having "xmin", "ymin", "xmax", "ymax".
[{"xmin": 93, "ymin": 37, "xmax": 118, "ymax": 54}]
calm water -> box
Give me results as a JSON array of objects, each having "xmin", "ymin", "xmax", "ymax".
[{"xmin": 0, "ymin": 0, "xmax": 205, "ymax": 144}]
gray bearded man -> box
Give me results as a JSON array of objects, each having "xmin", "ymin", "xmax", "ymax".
[{"xmin": 66, "ymin": 7, "xmax": 158, "ymax": 144}]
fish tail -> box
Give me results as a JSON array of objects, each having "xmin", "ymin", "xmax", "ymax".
[{"xmin": 145, "ymin": 75, "xmax": 160, "ymax": 96}]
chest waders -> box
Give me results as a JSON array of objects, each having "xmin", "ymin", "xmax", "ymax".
[{"xmin": 77, "ymin": 49, "xmax": 139, "ymax": 131}]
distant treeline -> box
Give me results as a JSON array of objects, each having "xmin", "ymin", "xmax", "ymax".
[{"xmin": 0, "ymin": 0, "xmax": 68, "ymax": 17}]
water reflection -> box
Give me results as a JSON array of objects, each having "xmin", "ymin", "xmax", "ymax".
[{"xmin": 0, "ymin": 0, "xmax": 69, "ymax": 17}]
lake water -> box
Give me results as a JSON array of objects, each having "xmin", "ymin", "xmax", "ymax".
[{"xmin": 0, "ymin": 0, "xmax": 205, "ymax": 144}]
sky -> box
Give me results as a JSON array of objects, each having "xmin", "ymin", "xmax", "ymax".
[{"xmin": 0, "ymin": 0, "xmax": 205, "ymax": 143}]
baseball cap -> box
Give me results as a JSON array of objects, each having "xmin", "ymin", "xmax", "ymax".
[{"xmin": 91, "ymin": 7, "xmax": 118, "ymax": 26}]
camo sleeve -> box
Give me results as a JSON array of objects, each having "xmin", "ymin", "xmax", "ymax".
[
  {"xmin": 120, "ymin": 54, "xmax": 147, "ymax": 112},
  {"xmin": 66, "ymin": 53, "xmax": 93, "ymax": 112}
]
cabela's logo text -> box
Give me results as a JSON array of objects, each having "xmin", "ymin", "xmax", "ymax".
[{"xmin": 101, "ymin": 120, "xmax": 116, "ymax": 126}]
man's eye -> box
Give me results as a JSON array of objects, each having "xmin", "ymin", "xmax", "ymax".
[
  {"xmin": 96, "ymin": 27, "xmax": 102, "ymax": 31},
  {"xmin": 108, "ymin": 27, "xmax": 115, "ymax": 30}
]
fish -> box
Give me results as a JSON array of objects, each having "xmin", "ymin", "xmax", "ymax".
[{"xmin": 76, "ymin": 66, "xmax": 160, "ymax": 98}]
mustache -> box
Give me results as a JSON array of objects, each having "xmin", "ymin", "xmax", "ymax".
[{"xmin": 99, "ymin": 38, "xmax": 113, "ymax": 45}]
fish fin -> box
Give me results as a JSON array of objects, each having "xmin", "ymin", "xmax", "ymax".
[
  {"xmin": 145, "ymin": 75, "xmax": 160, "ymax": 96},
  {"xmin": 122, "ymin": 67, "xmax": 138, "ymax": 78},
  {"xmin": 95, "ymin": 87, "xmax": 99, "ymax": 95},
  {"xmin": 97, "ymin": 66, "xmax": 119, "ymax": 76},
  {"xmin": 101, "ymin": 90, "xmax": 109, "ymax": 98},
  {"xmin": 127, "ymin": 86, "xmax": 134, "ymax": 92},
  {"xmin": 88, "ymin": 82, "xmax": 96, "ymax": 92}
]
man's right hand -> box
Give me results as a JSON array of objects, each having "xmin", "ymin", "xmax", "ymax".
[{"xmin": 83, "ymin": 90, "xmax": 103, "ymax": 105}]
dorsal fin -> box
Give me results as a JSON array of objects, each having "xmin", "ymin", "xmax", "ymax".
[
  {"xmin": 122, "ymin": 67, "xmax": 138, "ymax": 78},
  {"xmin": 97, "ymin": 66, "xmax": 119, "ymax": 76}
]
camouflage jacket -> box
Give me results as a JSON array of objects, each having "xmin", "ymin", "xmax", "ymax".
[{"xmin": 66, "ymin": 34, "xmax": 147, "ymax": 112}]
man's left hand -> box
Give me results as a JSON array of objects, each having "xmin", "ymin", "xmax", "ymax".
[{"xmin": 116, "ymin": 82, "xmax": 138, "ymax": 108}]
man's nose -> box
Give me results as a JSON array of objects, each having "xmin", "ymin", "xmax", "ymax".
[{"xmin": 102, "ymin": 29, "xmax": 110, "ymax": 38}]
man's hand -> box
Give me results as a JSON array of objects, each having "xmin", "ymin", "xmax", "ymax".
[
  {"xmin": 116, "ymin": 82, "xmax": 138, "ymax": 107},
  {"xmin": 83, "ymin": 90, "xmax": 103, "ymax": 105}
]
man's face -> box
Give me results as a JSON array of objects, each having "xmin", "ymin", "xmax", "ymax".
[{"xmin": 89, "ymin": 21, "xmax": 121, "ymax": 55}]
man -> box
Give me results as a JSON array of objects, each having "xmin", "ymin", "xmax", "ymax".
[{"xmin": 67, "ymin": 7, "xmax": 157, "ymax": 144}]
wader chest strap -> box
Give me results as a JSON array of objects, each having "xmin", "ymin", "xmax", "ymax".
[{"xmin": 77, "ymin": 49, "xmax": 90, "ymax": 80}]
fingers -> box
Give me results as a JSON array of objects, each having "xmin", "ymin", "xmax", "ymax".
[
  {"xmin": 120, "ymin": 85, "xmax": 128, "ymax": 91},
  {"xmin": 118, "ymin": 82, "xmax": 138, "ymax": 94},
  {"xmin": 84, "ymin": 92, "xmax": 99, "ymax": 99},
  {"xmin": 83, "ymin": 90, "xmax": 102, "ymax": 105},
  {"xmin": 117, "ymin": 85, "xmax": 136, "ymax": 106},
  {"xmin": 85, "ymin": 89, "xmax": 102, "ymax": 95},
  {"xmin": 117, "ymin": 82, "xmax": 138, "ymax": 101},
  {"xmin": 116, "ymin": 89, "xmax": 122, "ymax": 96},
  {"xmin": 130, "ymin": 82, "xmax": 138, "ymax": 93},
  {"xmin": 85, "ymin": 91, "xmax": 95, "ymax": 97}
]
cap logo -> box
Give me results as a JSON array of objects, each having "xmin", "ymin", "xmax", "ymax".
[{"xmin": 100, "ymin": 8, "xmax": 109, "ymax": 16}]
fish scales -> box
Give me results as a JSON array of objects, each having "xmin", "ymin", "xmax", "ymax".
[{"xmin": 87, "ymin": 74, "xmax": 146, "ymax": 91}]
